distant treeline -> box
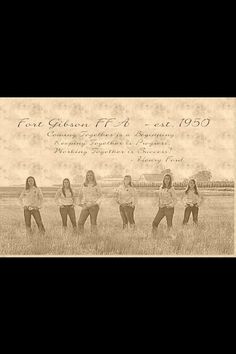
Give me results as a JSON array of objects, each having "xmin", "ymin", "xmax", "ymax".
[
  {"xmin": 0, "ymin": 181, "xmax": 235, "ymax": 190},
  {"xmin": 102, "ymin": 181, "xmax": 235, "ymax": 188}
]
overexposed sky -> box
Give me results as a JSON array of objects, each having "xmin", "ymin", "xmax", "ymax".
[{"xmin": 0, "ymin": 98, "xmax": 235, "ymax": 186}]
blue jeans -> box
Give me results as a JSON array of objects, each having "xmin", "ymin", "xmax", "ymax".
[
  {"xmin": 78, "ymin": 204, "xmax": 99, "ymax": 234},
  {"xmin": 59, "ymin": 205, "xmax": 77, "ymax": 228},
  {"xmin": 24, "ymin": 207, "xmax": 45, "ymax": 233},
  {"xmin": 183, "ymin": 204, "xmax": 199, "ymax": 224},
  {"xmin": 152, "ymin": 207, "xmax": 174, "ymax": 231},
  {"xmin": 119, "ymin": 205, "xmax": 135, "ymax": 228}
]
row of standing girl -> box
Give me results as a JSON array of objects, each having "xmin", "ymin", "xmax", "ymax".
[{"xmin": 19, "ymin": 171, "xmax": 202, "ymax": 237}]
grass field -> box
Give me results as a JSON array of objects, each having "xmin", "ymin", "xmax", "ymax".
[{"xmin": 0, "ymin": 189, "xmax": 234, "ymax": 256}]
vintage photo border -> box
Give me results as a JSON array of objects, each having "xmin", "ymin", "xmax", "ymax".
[{"xmin": 0, "ymin": 97, "xmax": 235, "ymax": 258}]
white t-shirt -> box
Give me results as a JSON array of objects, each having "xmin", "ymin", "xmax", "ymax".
[
  {"xmin": 115, "ymin": 185, "xmax": 137, "ymax": 206},
  {"xmin": 19, "ymin": 186, "xmax": 43, "ymax": 208},
  {"xmin": 158, "ymin": 186, "xmax": 177, "ymax": 208},
  {"xmin": 78, "ymin": 184, "xmax": 102, "ymax": 206}
]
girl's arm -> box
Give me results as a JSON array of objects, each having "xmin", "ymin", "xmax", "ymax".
[
  {"xmin": 155, "ymin": 189, "xmax": 160, "ymax": 207},
  {"xmin": 182, "ymin": 192, "xmax": 187, "ymax": 206},
  {"xmin": 114, "ymin": 187, "xmax": 120, "ymax": 204},
  {"xmin": 38, "ymin": 188, "xmax": 44, "ymax": 208},
  {"xmin": 19, "ymin": 190, "xmax": 25, "ymax": 207},
  {"xmin": 96, "ymin": 185, "xmax": 103, "ymax": 205},
  {"xmin": 72, "ymin": 190, "xmax": 77, "ymax": 206},
  {"xmin": 55, "ymin": 189, "xmax": 62, "ymax": 206},
  {"xmin": 132, "ymin": 188, "xmax": 138, "ymax": 206}
]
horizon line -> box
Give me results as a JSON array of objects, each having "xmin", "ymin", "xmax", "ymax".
[{"xmin": 0, "ymin": 180, "xmax": 234, "ymax": 188}]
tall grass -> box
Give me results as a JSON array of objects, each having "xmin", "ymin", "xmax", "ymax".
[{"xmin": 0, "ymin": 193, "xmax": 234, "ymax": 256}]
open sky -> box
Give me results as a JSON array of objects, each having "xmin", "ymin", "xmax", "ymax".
[{"xmin": 0, "ymin": 98, "xmax": 235, "ymax": 186}]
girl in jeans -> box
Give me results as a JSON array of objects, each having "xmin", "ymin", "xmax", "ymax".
[
  {"xmin": 115, "ymin": 175, "xmax": 137, "ymax": 230},
  {"xmin": 182, "ymin": 179, "xmax": 202, "ymax": 225},
  {"xmin": 77, "ymin": 170, "xmax": 102, "ymax": 235},
  {"xmin": 55, "ymin": 178, "xmax": 77, "ymax": 234},
  {"xmin": 152, "ymin": 174, "xmax": 177, "ymax": 238},
  {"xmin": 19, "ymin": 176, "xmax": 46, "ymax": 236}
]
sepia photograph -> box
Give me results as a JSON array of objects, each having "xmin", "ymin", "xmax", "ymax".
[{"xmin": 0, "ymin": 98, "xmax": 235, "ymax": 256}]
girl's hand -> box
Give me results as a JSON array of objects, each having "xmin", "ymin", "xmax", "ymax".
[
  {"xmin": 125, "ymin": 202, "xmax": 133, "ymax": 207},
  {"xmin": 81, "ymin": 203, "xmax": 89, "ymax": 209},
  {"xmin": 167, "ymin": 203, "xmax": 174, "ymax": 208},
  {"xmin": 29, "ymin": 206, "xmax": 38, "ymax": 210}
]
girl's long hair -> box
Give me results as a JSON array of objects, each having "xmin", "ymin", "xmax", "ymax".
[
  {"xmin": 123, "ymin": 175, "xmax": 132, "ymax": 187},
  {"xmin": 25, "ymin": 176, "xmax": 37, "ymax": 190},
  {"xmin": 161, "ymin": 174, "xmax": 172, "ymax": 189},
  {"xmin": 84, "ymin": 170, "xmax": 97, "ymax": 187},
  {"xmin": 62, "ymin": 178, "xmax": 73, "ymax": 197},
  {"xmin": 185, "ymin": 179, "xmax": 199, "ymax": 195}
]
